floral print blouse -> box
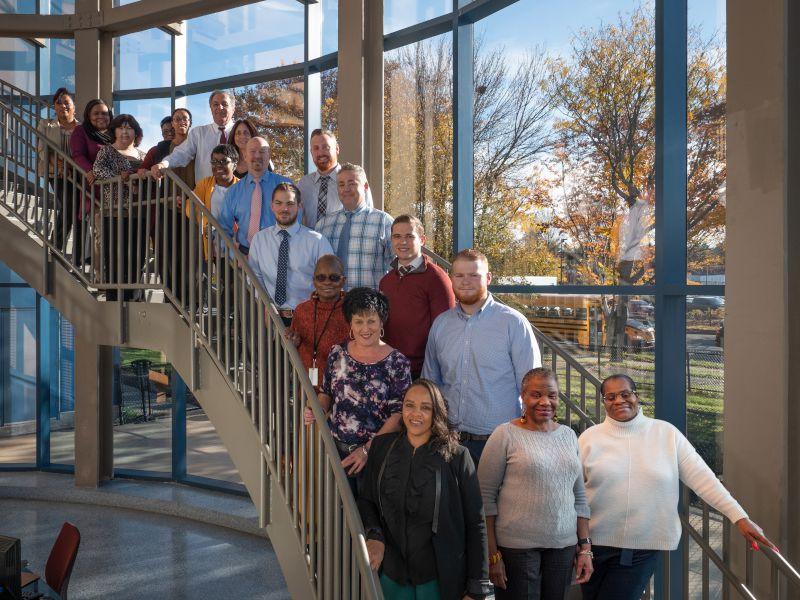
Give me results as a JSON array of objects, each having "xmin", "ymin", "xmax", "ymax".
[
  {"xmin": 321, "ymin": 342, "xmax": 412, "ymax": 445},
  {"xmin": 92, "ymin": 145, "xmax": 146, "ymax": 212}
]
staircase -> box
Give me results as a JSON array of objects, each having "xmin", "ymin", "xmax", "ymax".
[{"xmin": 2, "ymin": 78, "xmax": 800, "ymax": 599}]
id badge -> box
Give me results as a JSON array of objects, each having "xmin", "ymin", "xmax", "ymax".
[{"xmin": 309, "ymin": 367, "xmax": 319, "ymax": 386}]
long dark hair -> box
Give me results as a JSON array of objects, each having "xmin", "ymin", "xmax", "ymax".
[
  {"xmin": 399, "ymin": 379, "xmax": 460, "ymax": 461},
  {"xmin": 81, "ymin": 98, "xmax": 113, "ymax": 145}
]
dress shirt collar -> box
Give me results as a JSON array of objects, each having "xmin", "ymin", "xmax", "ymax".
[
  {"xmin": 343, "ymin": 201, "xmax": 368, "ymax": 216},
  {"xmin": 393, "ymin": 254, "xmax": 425, "ymax": 273},
  {"xmin": 273, "ymin": 221, "xmax": 302, "ymax": 236},
  {"xmin": 312, "ymin": 163, "xmax": 341, "ymax": 183},
  {"xmin": 456, "ymin": 292, "xmax": 495, "ymax": 320},
  {"xmin": 245, "ymin": 171, "xmax": 268, "ymax": 186}
]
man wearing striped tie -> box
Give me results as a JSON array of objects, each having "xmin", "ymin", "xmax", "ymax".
[
  {"xmin": 298, "ymin": 128, "xmax": 372, "ymax": 230},
  {"xmin": 249, "ymin": 183, "xmax": 333, "ymax": 326}
]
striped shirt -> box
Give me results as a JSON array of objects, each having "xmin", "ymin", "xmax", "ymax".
[
  {"xmin": 317, "ymin": 203, "xmax": 394, "ymax": 290},
  {"xmin": 422, "ymin": 294, "xmax": 542, "ymax": 435}
]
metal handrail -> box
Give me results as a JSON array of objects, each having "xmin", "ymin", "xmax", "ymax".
[
  {"xmin": 0, "ymin": 79, "xmax": 52, "ymax": 125},
  {"xmin": 0, "ymin": 94, "xmax": 383, "ymax": 599}
]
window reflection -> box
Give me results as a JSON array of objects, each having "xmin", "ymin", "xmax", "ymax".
[
  {"xmin": 0, "ymin": 38, "xmax": 36, "ymax": 93},
  {"xmin": 114, "ymin": 29, "xmax": 171, "ymax": 90},
  {"xmin": 384, "ymin": 0, "xmax": 452, "ymax": 34}
]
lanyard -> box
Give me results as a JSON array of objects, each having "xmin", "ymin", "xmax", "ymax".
[{"xmin": 312, "ymin": 296, "xmax": 339, "ymax": 367}]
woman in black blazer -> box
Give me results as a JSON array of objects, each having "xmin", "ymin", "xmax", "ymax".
[{"xmin": 358, "ymin": 379, "xmax": 491, "ymax": 600}]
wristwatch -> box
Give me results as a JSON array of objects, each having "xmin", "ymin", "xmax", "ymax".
[{"xmin": 578, "ymin": 538, "xmax": 592, "ymax": 546}]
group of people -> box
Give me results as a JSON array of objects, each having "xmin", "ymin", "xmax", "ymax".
[{"xmin": 38, "ymin": 87, "xmax": 772, "ymax": 600}]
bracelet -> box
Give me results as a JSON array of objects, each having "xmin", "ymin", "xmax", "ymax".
[
  {"xmin": 577, "ymin": 549, "xmax": 594, "ymax": 558},
  {"xmin": 361, "ymin": 446, "xmax": 368, "ymax": 456},
  {"xmin": 489, "ymin": 551, "xmax": 502, "ymax": 565}
]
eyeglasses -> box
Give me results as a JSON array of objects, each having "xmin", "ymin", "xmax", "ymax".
[
  {"xmin": 602, "ymin": 390, "xmax": 637, "ymax": 402},
  {"xmin": 210, "ymin": 159, "xmax": 233, "ymax": 167},
  {"xmin": 314, "ymin": 273, "xmax": 343, "ymax": 283}
]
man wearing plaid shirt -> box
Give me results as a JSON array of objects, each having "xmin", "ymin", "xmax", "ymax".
[{"xmin": 317, "ymin": 163, "xmax": 394, "ymax": 290}]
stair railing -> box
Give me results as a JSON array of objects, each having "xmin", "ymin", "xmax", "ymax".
[{"xmin": 0, "ymin": 95, "xmax": 383, "ymax": 599}]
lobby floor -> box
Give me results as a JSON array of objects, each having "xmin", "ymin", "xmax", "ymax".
[{"xmin": 1, "ymin": 497, "xmax": 288, "ymax": 599}]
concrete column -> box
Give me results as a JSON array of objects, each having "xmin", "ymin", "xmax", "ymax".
[
  {"xmin": 363, "ymin": 0, "xmax": 383, "ymax": 209},
  {"xmin": 73, "ymin": 0, "xmax": 112, "ymax": 111},
  {"xmin": 337, "ymin": 0, "xmax": 364, "ymax": 166},
  {"xmin": 725, "ymin": 0, "xmax": 797, "ymax": 591},
  {"xmin": 74, "ymin": 336, "xmax": 114, "ymax": 486}
]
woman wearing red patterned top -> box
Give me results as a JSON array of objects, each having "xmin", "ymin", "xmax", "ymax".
[{"xmin": 285, "ymin": 254, "xmax": 350, "ymax": 388}]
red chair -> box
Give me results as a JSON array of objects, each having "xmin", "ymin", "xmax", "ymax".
[{"xmin": 43, "ymin": 522, "xmax": 81, "ymax": 599}]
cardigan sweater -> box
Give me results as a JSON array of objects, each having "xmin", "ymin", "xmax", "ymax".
[
  {"xmin": 379, "ymin": 254, "xmax": 455, "ymax": 376},
  {"xmin": 578, "ymin": 411, "xmax": 748, "ymax": 550}
]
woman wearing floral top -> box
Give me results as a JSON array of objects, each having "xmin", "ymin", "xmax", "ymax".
[{"xmin": 304, "ymin": 286, "xmax": 412, "ymax": 494}]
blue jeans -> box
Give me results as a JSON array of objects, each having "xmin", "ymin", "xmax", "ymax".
[
  {"xmin": 496, "ymin": 545, "xmax": 575, "ymax": 600},
  {"xmin": 581, "ymin": 546, "xmax": 660, "ymax": 600}
]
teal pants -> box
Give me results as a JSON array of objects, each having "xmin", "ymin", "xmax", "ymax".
[{"xmin": 379, "ymin": 573, "xmax": 441, "ymax": 600}]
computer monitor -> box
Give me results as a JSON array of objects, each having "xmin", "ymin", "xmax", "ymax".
[{"xmin": 0, "ymin": 535, "xmax": 20, "ymax": 600}]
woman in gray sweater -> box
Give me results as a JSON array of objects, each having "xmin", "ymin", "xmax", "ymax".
[{"xmin": 478, "ymin": 367, "xmax": 593, "ymax": 599}]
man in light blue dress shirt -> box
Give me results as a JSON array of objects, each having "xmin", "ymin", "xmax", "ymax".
[
  {"xmin": 422, "ymin": 248, "xmax": 541, "ymax": 464},
  {"xmin": 218, "ymin": 137, "xmax": 295, "ymax": 255},
  {"xmin": 249, "ymin": 183, "xmax": 334, "ymax": 324}
]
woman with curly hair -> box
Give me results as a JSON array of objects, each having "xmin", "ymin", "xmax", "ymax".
[
  {"xmin": 358, "ymin": 379, "xmax": 491, "ymax": 600},
  {"xmin": 303, "ymin": 286, "xmax": 412, "ymax": 493}
]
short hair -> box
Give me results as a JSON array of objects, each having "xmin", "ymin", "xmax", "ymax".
[
  {"xmin": 343, "ymin": 287, "xmax": 390, "ymax": 324},
  {"xmin": 338, "ymin": 162, "xmax": 367, "ymax": 182},
  {"xmin": 81, "ymin": 99, "xmax": 112, "ymax": 134},
  {"xmin": 107, "ymin": 114, "xmax": 143, "ymax": 147},
  {"xmin": 209, "ymin": 90, "xmax": 234, "ymax": 106},
  {"xmin": 172, "ymin": 107, "xmax": 193, "ymax": 125},
  {"xmin": 228, "ymin": 118, "xmax": 258, "ymax": 147},
  {"xmin": 315, "ymin": 254, "xmax": 344, "ymax": 274},
  {"xmin": 453, "ymin": 248, "xmax": 489, "ymax": 268},
  {"xmin": 272, "ymin": 182, "xmax": 301, "ymax": 203},
  {"xmin": 310, "ymin": 128, "xmax": 337, "ymax": 144},
  {"xmin": 521, "ymin": 367, "xmax": 558, "ymax": 392},
  {"xmin": 600, "ymin": 374, "xmax": 638, "ymax": 397},
  {"xmin": 392, "ymin": 214, "xmax": 425, "ymax": 237},
  {"xmin": 211, "ymin": 144, "xmax": 239, "ymax": 163},
  {"xmin": 52, "ymin": 87, "xmax": 73, "ymax": 105},
  {"xmin": 160, "ymin": 116, "xmax": 172, "ymax": 128}
]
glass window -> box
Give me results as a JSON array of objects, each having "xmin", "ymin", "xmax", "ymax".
[
  {"xmin": 308, "ymin": 0, "xmax": 338, "ymax": 58},
  {"xmin": 44, "ymin": 0, "xmax": 74, "ymax": 14},
  {"xmin": 49, "ymin": 307, "xmax": 75, "ymax": 466},
  {"xmin": 114, "ymin": 29, "xmax": 171, "ymax": 91},
  {"xmin": 474, "ymin": 0, "xmax": 655, "ymax": 283},
  {"xmin": 384, "ymin": 0, "xmax": 452, "ymax": 34},
  {"xmin": 0, "ymin": 261, "xmax": 25, "ymax": 285},
  {"xmin": 114, "ymin": 348, "xmax": 172, "ymax": 475},
  {"xmin": 321, "ymin": 67, "xmax": 338, "ymax": 138},
  {"xmin": 187, "ymin": 402, "xmax": 243, "ymax": 485},
  {"xmin": 117, "ymin": 97, "xmax": 172, "ymax": 155},
  {"xmin": 0, "ymin": 38, "xmax": 36, "ymax": 93},
  {"xmin": 184, "ymin": 0, "xmax": 303, "ymax": 84},
  {"xmin": 40, "ymin": 38, "xmax": 75, "ymax": 96},
  {"xmin": 0, "ymin": 0, "xmax": 36, "ymax": 13},
  {"xmin": 384, "ymin": 32, "xmax": 453, "ymax": 260},
  {"xmin": 0, "ymin": 286, "xmax": 37, "ymax": 465},
  {"xmin": 687, "ymin": 0, "xmax": 726, "ymax": 284}
]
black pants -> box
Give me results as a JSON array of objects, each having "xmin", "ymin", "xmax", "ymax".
[
  {"xmin": 581, "ymin": 546, "xmax": 659, "ymax": 600},
  {"xmin": 496, "ymin": 545, "xmax": 575, "ymax": 600},
  {"xmin": 50, "ymin": 176, "xmax": 80, "ymax": 256}
]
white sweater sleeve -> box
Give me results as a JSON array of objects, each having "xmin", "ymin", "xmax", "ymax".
[
  {"xmin": 477, "ymin": 425, "xmax": 509, "ymax": 518},
  {"xmin": 675, "ymin": 428, "xmax": 748, "ymax": 524},
  {"xmin": 162, "ymin": 128, "xmax": 199, "ymax": 169}
]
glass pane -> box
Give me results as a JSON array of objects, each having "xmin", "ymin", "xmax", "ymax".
[
  {"xmin": 474, "ymin": 0, "xmax": 655, "ymax": 283},
  {"xmin": 321, "ymin": 67, "xmax": 338, "ymax": 138},
  {"xmin": 40, "ymin": 38, "xmax": 76, "ymax": 96},
  {"xmin": 687, "ymin": 0, "xmax": 726, "ymax": 283},
  {"xmin": 308, "ymin": 0, "xmax": 338, "ymax": 58},
  {"xmin": 0, "ymin": 38, "xmax": 36, "ymax": 93},
  {"xmin": 114, "ymin": 29, "xmax": 171, "ymax": 90},
  {"xmin": 50, "ymin": 308, "xmax": 75, "ymax": 465},
  {"xmin": 113, "ymin": 349, "xmax": 172, "ymax": 475},
  {"xmin": 0, "ymin": 261, "xmax": 26, "ymax": 284},
  {"xmin": 44, "ymin": 0, "xmax": 74, "ymax": 14},
  {"xmin": 384, "ymin": 32, "xmax": 454, "ymax": 260},
  {"xmin": 0, "ymin": 287, "xmax": 37, "ymax": 465},
  {"xmin": 117, "ymin": 97, "xmax": 172, "ymax": 155},
  {"xmin": 0, "ymin": 0, "xmax": 36, "ymax": 13},
  {"xmin": 187, "ymin": 401, "xmax": 243, "ymax": 485},
  {"xmin": 494, "ymin": 292, "xmax": 656, "ymax": 423},
  {"xmin": 184, "ymin": 0, "xmax": 303, "ymax": 84},
  {"xmin": 384, "ymin": 0, "xmax": 452, "ymax": 34}
]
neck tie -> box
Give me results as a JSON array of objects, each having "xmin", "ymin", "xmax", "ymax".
[
  {"xmin": 398, "ymin": 264, "xmax": 413, "ymax": 278},
  {"xmin": 336, "ymin": 212, "xmax": 353, "ymax": 271},
  {"xmin": 218, "ymin": 126, "xmax": 227, "ymax": 145},
  {"xmin": 275, "ymin": 229, "xmax": 290, "ymax": 306},
  {"xmin": 247, "ymin": 178, "xmax": 262, "ymax": 246},
  {"xmin": 317, "ymin": 175, "xmax": 329, "ymax": 222}
]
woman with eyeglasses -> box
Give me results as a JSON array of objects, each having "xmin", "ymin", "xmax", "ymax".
[
  {"xmin": 578, "ymin": 374, "xmax": 772, "ymax": 600},
  {"xmin": 140, "ymin": 107, "xmax": 195, "ymax": 189},
  {"xmin": 303, "ymin": 286, "xmax": 412, "ymax": 495}
]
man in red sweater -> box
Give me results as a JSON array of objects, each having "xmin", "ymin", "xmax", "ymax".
[{"xmin": 379, "ymin": 215, "xmax": 455, "ymax": 379}]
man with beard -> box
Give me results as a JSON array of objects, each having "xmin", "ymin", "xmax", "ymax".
[
  {"xmin": 422, "ymin": 249, "xmax": 541, "ymax": 465},
  {"xmin": 218, "ymin": 136, "xmax": 295, "ymax": 256},
  {"xmin": 298, "ymin": 129, "xmax": 372, "ymax": 230},
  {"xmin": 249, "ymin": 183, "xmax": 333, "ymax": 325}
]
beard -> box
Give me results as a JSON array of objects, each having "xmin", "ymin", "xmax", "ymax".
[{"xmin": 454, "ymin": 288, "xmax": 485, "ymax": 306}]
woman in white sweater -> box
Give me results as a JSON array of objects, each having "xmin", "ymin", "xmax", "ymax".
[
  {"xmin": 579, "ymin": 374, "xmax": 772, "ymax": 599},
  {"xmin": 478, "ymin": 368, "xmax": 594, "ymax": 599}
]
